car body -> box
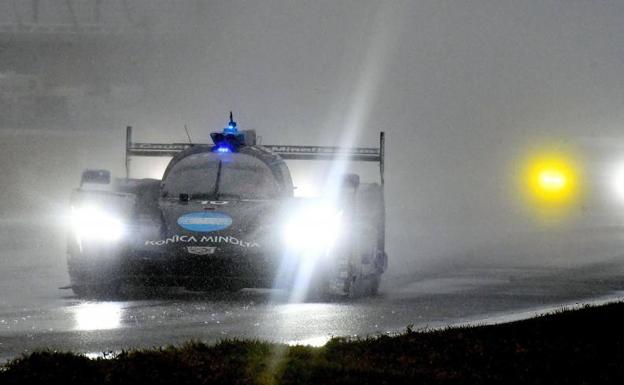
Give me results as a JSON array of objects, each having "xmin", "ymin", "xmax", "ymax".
[{"xmin": 67, "ymin": 116, "xmax": 387, "ymax": 298}]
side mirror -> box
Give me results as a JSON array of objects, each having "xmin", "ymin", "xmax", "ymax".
[{"xmin": 80, "ymin": 169, "xmax": 111, "ymax": 187}]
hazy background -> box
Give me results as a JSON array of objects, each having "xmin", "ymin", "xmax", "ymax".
[{"xmin": 3, "ymin": 0, "xmax": 624, "ymax": 280}]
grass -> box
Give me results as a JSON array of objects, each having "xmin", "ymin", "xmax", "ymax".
[{"xmin": 3, "ymin": 301, "xmax": 624, "ymax": 384}]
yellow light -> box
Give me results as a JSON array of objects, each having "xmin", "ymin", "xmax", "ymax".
[
  {"xmin": 518, "ymin": 150, "xmax": 582, "ymax": 219},
  {"xmin": 526, "ymin": 156, "xmax": 576, "ymax": 203},
  {"xmin": 538, "ymin": 169, "xmax": 566, "ymax": 192}
]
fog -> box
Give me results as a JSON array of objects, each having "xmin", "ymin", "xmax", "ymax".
[{"xmin": 3, "ymin": 0, "xmax": 624, "ymax": 279}]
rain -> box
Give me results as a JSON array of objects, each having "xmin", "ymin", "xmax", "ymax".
[{"xmin": 2, "ymin": 0, "xmax": 624, "ymax": 360}]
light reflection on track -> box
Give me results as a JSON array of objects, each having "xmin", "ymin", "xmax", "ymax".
[
  {"xmin": 1, "ymin": 267, "xmax": 624, "ymax": 362},
  {"xmin": 2, "ymin": 222, "xmax": 624, "ymax": 361},
  {"xmin": 73, "ymin": 302, "xmax": 123, "ymax": 331}
]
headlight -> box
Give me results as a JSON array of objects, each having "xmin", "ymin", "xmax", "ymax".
[
  {"xmin": 71, "ymin": 205, "xmax": 124, "ymax": 241},
  {"xmin": 282, "ymin": 205, "xmax": 343, "ymax": 251}
]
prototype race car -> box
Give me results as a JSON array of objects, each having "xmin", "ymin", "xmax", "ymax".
[{"xmin": 67, "ymin": 114, "xmax": 387, "ymax": 298}]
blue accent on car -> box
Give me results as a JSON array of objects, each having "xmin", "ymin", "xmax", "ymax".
[
  {"xmin": 210, "ymin": 112, "xmax": 244, "ymax": 153},
  {"xmin": 177, "ymin": 212, "xmax": 233, "ymax": 232},
  {"xmin": 224, "ymin": 111, "xmax": 238, "ymax": 134},
  {"xmin": 223, "ymin": 123, "xmax": 238, "ymax": 135}
]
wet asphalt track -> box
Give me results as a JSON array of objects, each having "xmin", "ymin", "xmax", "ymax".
[{"xmin": 2, "ymin": 219, "xmax": 624, "ymax": 361}]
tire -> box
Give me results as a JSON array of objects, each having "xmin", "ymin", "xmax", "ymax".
[
  {"xmin": 349, "ymin": 183, "xmax": 386, "ymax": 298},
  {"xmin": 71, "ymin": 281, "xmax": 122, "ymax": 299},
  {"xmin": 343, "ymin": 266, "xmax": 382, "ymax": 298},
  {"xmin": 318, "ymin": 181, "xmax": 386, "ymax": 299},
  {"xmin": 367, "ymin": 273, "xmax": 381, "ymax": 296},
  {"xmin": 67, "ymin": 250, "xmax": 123, "ymax": 299},
  {"xmin": 184, "ymin": 279, "xmax": 246, "ymax": 293}
]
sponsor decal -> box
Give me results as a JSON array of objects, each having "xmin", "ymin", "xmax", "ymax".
[
  {"xmin": 187, "ymin": 246, "xmax": 216, "ymax": 255},
  {"xmin": 199, "ymin": 201, "xmax": 228, "ymax": 205},
  {"xmin": 264, "ymin": 145, "xmax": 379, "ymax": 155},
  {"xmin": 144, "ymin": 234, "xmax": 260, "ymax": 248},
  {"xmin": 133, "ymin": 143, "xmax": 191, "ymax": 151},
  {"xmin": 177, "ymin": 212, "xmax": 232, "ymax": 232}
]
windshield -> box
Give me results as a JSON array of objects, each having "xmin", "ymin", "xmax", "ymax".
[{"xmin": 162, "ymin": 152, "xmax": 279, "ymax": 199}]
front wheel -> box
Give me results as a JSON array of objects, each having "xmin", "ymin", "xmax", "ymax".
[
  {"xmin": 342, "ymin": 252, "xmax": 386, "ymax": 298},
  {"xmin": 68, "ymin": 250, "xmax": 123, "ymax": 299},
  {"xmin": 71, "ymin": 281, "xmax": 122, "ymax": 299},
  {"xmin": 348, "ymin": 272, "xmax": 380, "ymax": 297},
  {"xmin": 309, "ymin": 180, "xmax": 387, "ymax": 299}
]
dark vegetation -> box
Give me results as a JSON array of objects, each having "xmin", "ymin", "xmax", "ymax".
[{"xmin": 3, "ymin": 301, "xmax": 624, "ymax": 384}]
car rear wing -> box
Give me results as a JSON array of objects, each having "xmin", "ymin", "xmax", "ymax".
[{"xmin": 125, "ymin": 126, "xmax": 385, "ymax": 185}]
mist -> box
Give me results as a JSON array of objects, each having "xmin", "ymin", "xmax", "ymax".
[{"xmin": 3, "ymin": 0, "xmax": 624, "ymax": 280}]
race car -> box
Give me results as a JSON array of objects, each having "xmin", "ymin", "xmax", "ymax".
[{"xmin": 67, "ymin": 114, "xmax": 387, "ymax": 299}]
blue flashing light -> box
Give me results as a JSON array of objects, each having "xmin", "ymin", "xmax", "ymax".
[
  {"xmin": 224, "ymin": 111, "xmax": 238, "ymax": 134},
  {"xmin": 223, "ymin": 126, "xmax": 237, "ymax": 135},
  {"xmin": 210, "ymin": 112, "xmax": 243, "ymax": 152}
]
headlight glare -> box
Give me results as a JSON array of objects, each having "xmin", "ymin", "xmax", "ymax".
[
  {"xmin": 71, "ymin": 205, "xmax": 124, "ymax": 241},
  {"xmin": 282, "ymin": 205, "xmax": 343, "ymax": 251}
]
